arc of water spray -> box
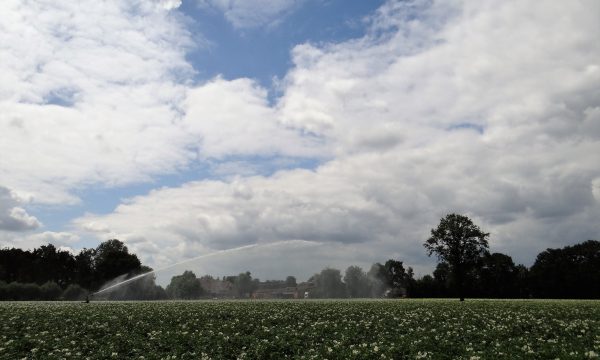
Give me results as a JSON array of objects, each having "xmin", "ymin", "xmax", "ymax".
[{"xmin": 92, "ymin": 240, "xmax": 320, "ymax": 296}]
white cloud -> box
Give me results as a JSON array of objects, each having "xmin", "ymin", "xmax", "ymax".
[
  {"xmin": 183, "ymin": 77, "xmax": 327, "ymax": 159},
  {"xmin": 2, "ymin": 0, "xmax": 599, "ymax": 278},
  {"xmin": 74, "ymin": 0, "xmax": 600, "ymax": 278},
  {"xmin": 0, "ymin": 186, "xmax": 41, "ymax": 232},
  {"xmin": 0, "ymin": 0, "xmax": 193, "ymax": 203},
  {"xmin": 197, "ymin": 0, "xmax": 305, "ymax": 28},
  {"xmin": 156, "ymin": 0, "xmax": 182, "ymax": 10},
  {"xmin": 0, "ymin": 230, "xmax": 81, "ymax": 251},
  {"xmin": 25, "ymin": 231, "xmax": 80, "ymax": 246},
  {"xmin": 0, "ymin": 0, "xmax": 317, "ymax": 205}
]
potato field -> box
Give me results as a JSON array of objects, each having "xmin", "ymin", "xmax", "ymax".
[{"xmin": 1, "ymin": 299, "xmax": 599, "ymax": 359}]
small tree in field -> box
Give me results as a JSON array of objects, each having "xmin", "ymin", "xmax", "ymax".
[{"xmin": 424, "ymin": 213, "xmax": 489, "ymax": 301}]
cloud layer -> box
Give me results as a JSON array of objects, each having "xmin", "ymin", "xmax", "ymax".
[
  {"xmin": 2, "ymin": 0, "xmax": 599, "ymax": 279},
  {"xmin": 0, "ymin": 0, "xmax": 317, "ymax": 205}
]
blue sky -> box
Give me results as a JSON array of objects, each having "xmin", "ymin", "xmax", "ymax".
[
  {"xmin": 183, "ymin": 0, "xmax": 385, "ymax": 87},
  {"xmin": 1, "ymin": 0, "xmax": 599, "ymax": 280},
  {"xmin": 28, "ymin": 0, "xmax": 385, "ymax": 240}
]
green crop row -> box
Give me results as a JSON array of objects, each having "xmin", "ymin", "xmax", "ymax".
[{"xmin": 1, "ymin": 299, "xmax": 599, "ymax": 359}]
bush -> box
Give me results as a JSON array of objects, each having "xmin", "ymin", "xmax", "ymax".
[
  {"xmin": 62, "ymin": 284, "xmax": 88, "ymax": 301},
  {"xmin": 0, "ymin": 281, "xmax": 7, "ymax": 300},
  {"xmin": 40, "ymin": 281, "xmax": 62, "ymax": 300},
  {"xmin": 5, "ymin": 282, "xmax": 42, "ymax": 300}
]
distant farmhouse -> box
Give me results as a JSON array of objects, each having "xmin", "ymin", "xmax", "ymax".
[
  {"xmin": 253, "ymin": 286, "xmax": 297, "ymax": 299},
  {"xmin": 253, "ymin": 281, "xmax": 316, "ymax": 299}
]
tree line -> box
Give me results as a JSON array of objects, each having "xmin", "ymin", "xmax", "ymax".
[
  {"xmin": 1, "ymin": 214, "xmax": 598, "ymax": 300},
  {"xmin": 0, "ymin": 239, "xmax": 153, "ymax": 300}
]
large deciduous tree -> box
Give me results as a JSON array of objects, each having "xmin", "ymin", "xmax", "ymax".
[
  {"xmin": 93, "ymin": 239, "xmax": 141, "ymax": 286},
  {"xmin": 530, "ymin": 240, "xmax": 600, "ymax": 299},
  {"xmin": 373, "ymin": 259, "xmax": 411, "ymax": 298},
  {"xmin": 476, "ymin": 252, "xmax": 521, "ymax": 298},
  {"xmin": 311, "ymin": 268, "xmax": 346, "ymax": 298},
  {"xmin": 233, "ymin": 271, "xmax": 258, "ymax": 298},
  {"xmin": 424, "ymin": 213, "xmax": 489, "ymax": 301},
  {"xmin": 344, "ymin": 266, "xmax": 371, "ymax": 298},
  {"xmin": 166, "ymin": 270, "xmax": 204, "ymax": 299}
]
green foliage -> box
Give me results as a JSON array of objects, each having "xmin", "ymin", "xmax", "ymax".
[
  {"xmin": 62, "ymin": 284, "xmax": 88, "ymax": 301},
  {"xmin": 367, "ymin": 263, "xmax": 386, "ymax": 297},
  {"xmin": 530, "ymin": 240, "xmax": 600, "ymax": 298},
  {"xmin": 166, "ymin": 271, "xmax": 204, "ymax": 299},
  {"xmin": 424, "ymin": 213, "xmax": 490, "ymax": 300},
  {"xmin": 33, "ymin": 245, "xmax": 76, "ymax": 288},
  {"xmin": 233, "ymin": 271, "xmax": 257, "ymax": 298},
  {"xmin": 0, "ymin": 239, "xmax": 145, "ymax": 294},
  {"xmin": 1, "ymin": 282, "xmax": 42, "ymax": 300},
  {"xmin": 40, "ymin": 281, "xmax": 62, "ymax": 300},
  {"xmin": 311, "ymin": 268, "xmax": 346, "ymax": 298},
  {"xmin": 424, "ymin": 214, "xmax": 490, "ymax": 264},
  {"xmin": 74, "ymin": 248, "xmax": 96, "ymax": 290},
  {"xmin": 343, "ymin": 265, "xmax": 371, "ymax": 298},
  {"xmin": 285, "ymin": 275, "xmax": 297, "ymax": 287},
  {"xmin": 94, "ymin": 239, "xmax": 142, "ymax": 285},
  {"xmin": 382, "ymin": 259, "xmax": 409, "ymax": 297},
  {"xmin": 0, "ymin": 300, "xmax": 598, "ymax": 359}
]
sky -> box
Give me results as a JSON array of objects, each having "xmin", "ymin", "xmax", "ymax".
[{"xmin": 1, "ymin": 0, "xmax": 599, "ymax": 283}]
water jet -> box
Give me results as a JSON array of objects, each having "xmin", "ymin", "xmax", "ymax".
[{"xmin": 92, "ymin": 240, "xmax": 320, "ymax": 297}]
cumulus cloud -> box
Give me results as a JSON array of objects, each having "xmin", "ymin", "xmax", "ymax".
[
  {"xmin": 27, "ymin": 231, "xmax": 80, "ymax": 245},
  {"xmin": 156, "ymin": 0, "xmax": 182, "ymax": 10},
  {"xmin": 0, "ymin": 186, "xmax": 41, "ymax": 232},
  {"xmin": 2, "ymin": 0, "xmax": 599, "ymax": 278},
  {"xmin": 0, "ymin": 0, "xmax": 191, "ymax": 203},
  {"xmin": 184, "ymin": 77, "xmax": 327, "ymax": 159},
  {"xmin": 74, "ymin": 0, "xmax": 600, "ymax": 277},
  {"xmin": 197, "ymin": 0, "xmax": 305, "ymax": 28},
  {"xmin": 0, "ymin": 0, "xmax": 317, "ymax": 205},
  {"xmin": 0, "ymin": 230, "xmax": 81, "ymax": 251}
]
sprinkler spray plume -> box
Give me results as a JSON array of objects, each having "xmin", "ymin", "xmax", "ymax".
[{"xmin": 92, "ymin": 240, "xmax": 319, "ymax": 296}]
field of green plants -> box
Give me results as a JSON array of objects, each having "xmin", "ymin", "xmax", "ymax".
[{"xmin": 1, "ymin": 299, "xmax": 599, "ymax": 359}]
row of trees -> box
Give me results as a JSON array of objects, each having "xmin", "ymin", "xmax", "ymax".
[
  {"xmin": 306, "ymin": 260, "xmax": 411, "ymax": 299},
  {"xmin": 279, "ymin": 214, "xmax": 597, "ymax": 300},
  {"xmin": 160, "ymin": 230, "xmax": 600, "ymax": 300},
  {"xmin": 0, "ymin": 281, "xmax": 89, "ymax": 301},
  {"xmin": 421, "ymin": 214, "xmax": 599, "ymax": 300},
  {"xmin": 0, "ymin": 239, "xmax": 143, "ymax": 290},
  {"xmin": 159, "ymin": 264, "xmax": 402, "ymax": 300},
  {"xmin": 0, "ymin": 239, "xmax": 151, "ymax": 300},
  {"xmin": 1, "ymin": 214, "xmax": 598, "ymax": 300},
  {"xmin": 163, "ymin": 270, "xmax": 274, "ymax": 299}
]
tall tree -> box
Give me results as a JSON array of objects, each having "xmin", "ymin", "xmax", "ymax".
[
  {"xmin": 378, "ymin": 259, "xmax": 409, "ymax": 298},
  {"xmin": 424, "ymin": 213, "xmax": 489, "ymax": 301},
  {"xmin": 93, "ymin": 239, "xmax": 141, "ymax": 287},
  {"xmin": 233, "ymin": 271, "xmax": 257, "ymax": 298},
  {"xmin": 344, "ymin": 266, "xmax": 371, "ymax": 298},
  {"xmin": 367, "ymin": 263, "xmax": 386, "ymax": 297},
  {"xmin": 311, "ymin": 268, "xmax": 346, "ymax": 298},
  {"xmin": 166, "ymin": 270, "xmax": 203, "ymax": 299},
  {"xmin": 476, "ymin": 252, "xmax": 520, "ymax": 298},
  {"xmin": 33, "ymin": 244, "xmax": 76, "ymax": 287},
  {"xmin": 285, "ymin": 276, "xmax": 297, "ymax": 288},
  {"xmin": 433, "ymin": 262, "xmax": 452, "ymax": 297},
  {"xmin": 530, "ymin": 240, "xmax": 600, "ymax": 299},
  {"xmin": 0, "ymin": 248, "xmax": 35, "ymax": 283},
  {"xmin": 74, "ymin": 248, "xmax": 96, "ymax": 290}
]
